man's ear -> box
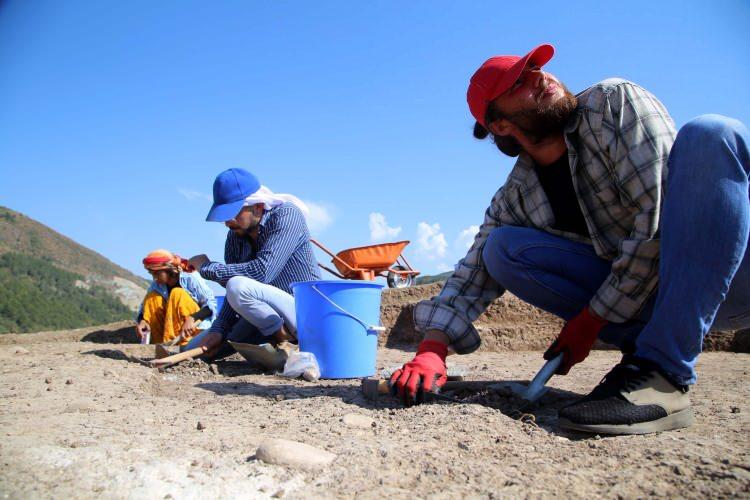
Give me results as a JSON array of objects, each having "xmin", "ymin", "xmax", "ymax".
[{"xmin": 487, "ymin": 118, "xmax": 513, "ymax": 137}]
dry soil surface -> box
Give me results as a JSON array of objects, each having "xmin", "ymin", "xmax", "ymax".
[{"xmin": 0, "ymin": 332, "xmax": 748, "ymax": 498}]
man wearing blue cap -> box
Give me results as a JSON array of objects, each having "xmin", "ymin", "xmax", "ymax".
[{"xmin": 186, "ymin": 168, "xmax": 321, "ymax": 360}]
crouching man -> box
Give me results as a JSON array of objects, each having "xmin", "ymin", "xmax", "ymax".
[
  {"xmin": 186, "ymin": 168, "xmax": 321, "ymax": 359},
  {"xmin": 391, "ymin": 43, "xmax": 750, "ymax": 435}
]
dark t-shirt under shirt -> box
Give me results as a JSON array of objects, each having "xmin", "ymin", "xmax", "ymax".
[{"xmin": 533, "ymin": 153, "xmax": 589, "ymax": 237}]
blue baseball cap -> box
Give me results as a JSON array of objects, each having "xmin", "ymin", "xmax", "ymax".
[{"xmin": 205, "ymin": 168, "xmax": 261, "ymax": 222}]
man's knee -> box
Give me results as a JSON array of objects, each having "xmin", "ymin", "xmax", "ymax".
[
  {"xmin": 226, "ymin": 276, "xmax": 260, "ymax": 308},
  {"xmin": 482, "ymin": 226, "xmax": 526, "ymax": 286},
  {"xmin": 677, "ymin": 114, "xmax": 747, "ymax": 148}
]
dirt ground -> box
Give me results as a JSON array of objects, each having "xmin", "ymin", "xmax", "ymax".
[{"xmin": 1, "ymin": 325, "xmax": 748, "ymax": 498}]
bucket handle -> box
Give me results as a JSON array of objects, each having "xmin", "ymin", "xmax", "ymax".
[{"xmin": 311, "ymin": 285, "xmax": 386, "ymax": 335}]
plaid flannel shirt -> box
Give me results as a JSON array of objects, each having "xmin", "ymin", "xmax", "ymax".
[{"xmin": 414, "ymin": 79, "xmax": 677, "ymax": 354}]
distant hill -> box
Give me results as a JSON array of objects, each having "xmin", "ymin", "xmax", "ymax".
[
  {"xmin": 415, "ymin": 271, "xmax": 452, "ymax": 286},
  {"xmin": 0, "ymin": 206, "xmax": 147, "ymax": 333}
]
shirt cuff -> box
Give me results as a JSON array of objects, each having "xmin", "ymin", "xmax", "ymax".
[
  {"xmin": 413, "ymin": 300, "xmax": 482, "ymax": 354},
  {"xmin": 199, "ymin": 261, "xmax": 220, "ymax": 282},
  {"xmin": 589, "ymin": 276, "xmax": 646, "ymax": 323}
]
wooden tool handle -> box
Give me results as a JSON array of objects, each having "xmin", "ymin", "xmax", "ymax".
[
  {"xmin": 376, "ymin": 379, "xmax": 496, "ymax": 394},
  {"xmin": 149, "ymin": 346, "xmax": 207, "ymax": 367}
]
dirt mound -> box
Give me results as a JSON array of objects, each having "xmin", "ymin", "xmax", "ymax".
[
  {"xmin": 381, "ymin": 283, "xmax": 563, "ymax": 351},
  {"xmin": 380, "ymin": 283, "xmax": 749, "ymax": 353},
  {"xmin": 0, "ymin": 321, "xmax": 136, "ymax": 345}
]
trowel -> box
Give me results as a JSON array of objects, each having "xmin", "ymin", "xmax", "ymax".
[{"xmin": 492, "ymin": 353, "xmax": 563, "ymax": 407}]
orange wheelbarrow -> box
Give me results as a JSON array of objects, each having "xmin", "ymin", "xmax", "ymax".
[{"xmin": 311, "ymin": 239, "xmax": 420, "ymax": 288}]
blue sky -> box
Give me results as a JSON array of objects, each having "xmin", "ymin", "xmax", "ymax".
[{"xmin": 1, "ymin": 1, "xmax": 749, "ymax": 289}]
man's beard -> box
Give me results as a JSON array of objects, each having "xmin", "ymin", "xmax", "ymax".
[{"xmin": 507, "ymin": 85, "xmax": 578, "ymax": 144}]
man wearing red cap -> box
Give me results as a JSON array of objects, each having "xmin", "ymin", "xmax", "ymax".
[{"xmin": 391, "ymin": 44, "xmax": 750, "ymax": 434}]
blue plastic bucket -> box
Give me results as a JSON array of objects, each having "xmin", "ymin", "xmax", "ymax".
[{"xmin": 292, "ymin": 280, "xmax": 384, "ymax": 379}]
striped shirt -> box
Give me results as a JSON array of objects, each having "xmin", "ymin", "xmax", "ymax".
[
  {"xmin": 414, "ymin": 79, "xmax": 677, "ymax": 354},
  {"xmin": 200, "ymin": 202, "xmax": 321, "ymax": 337}
]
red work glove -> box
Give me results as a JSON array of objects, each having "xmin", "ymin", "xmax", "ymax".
[
  {"xmin": 544, "ymin": 307, "xmax": 608, "ymax": 375},
  {"xmin": 390, "ymin": 340, "xmax": 448, "ymax": 406}
]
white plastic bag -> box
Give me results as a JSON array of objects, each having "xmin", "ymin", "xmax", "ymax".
[{"xmin": 281, "ymin": 351, "xmax": 320, "ymax": 381}]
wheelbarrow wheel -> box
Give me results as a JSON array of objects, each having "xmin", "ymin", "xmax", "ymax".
[{"xmin": 387, "ymin": 266, "xmax": 415, "ymax": 289}]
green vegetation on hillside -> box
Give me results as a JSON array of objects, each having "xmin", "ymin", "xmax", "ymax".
[
  {"xmin": 416, "ymin": 271, "xmax": 452, "ymax": 286},
  {"xmin": 0, "ymin": 253, "xmax": 132, "ymax": 333},
  {"xmin": 0, "ymin": 206, "xmax": 148, "ymax": 287}
]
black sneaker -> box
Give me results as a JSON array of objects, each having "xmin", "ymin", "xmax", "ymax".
[{"xmin": 558, "ymin": 356, "xmax": 694, "ymax": 435}]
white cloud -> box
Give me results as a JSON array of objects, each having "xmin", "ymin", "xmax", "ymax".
[
  {"xmin": 436, "ymin": 262, "xmax": 454, "ymax": 273},
  {"xmin": 304, "ymin": 201, "xmax": 334, "ymax": 234},
  {"xmin": 177, "ymin": 187, "xmax": 212, "ymax": 202},
  {"xmin": 369, "ymin": 212, "xmax": 402, "ymax": 242},
  {"xmin": 415, "ymin": 221, "xmax": 448, "ymax": 260},
  {"xmin": 457, "ymin": 225, "xmax": 480, "ymax": 250}
]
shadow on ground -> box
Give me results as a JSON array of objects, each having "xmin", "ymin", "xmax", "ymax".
[{"xmin": 81, "ymin": 325, "xmax": 137, "ymax": 344}]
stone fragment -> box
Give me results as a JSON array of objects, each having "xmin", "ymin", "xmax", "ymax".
[
  {"xmin": 197, "ymin": 422, "xmax": 206, "ymax": 431},
  {"xmin": 44, "ymin": 378, "xmax": 52, "ymax": 384},
  {"xmin": 342, "ymin": 413, "xmax": 375, "ymax": 429},
  {"xmin": 255, "ymin": 438, "xmax": 336, "ymax": 470},
  {"xmin": 14, "ymin": 347, "xmax": 30, "ymax": 355}
]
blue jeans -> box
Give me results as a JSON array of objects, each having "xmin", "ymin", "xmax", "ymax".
[
  {"xmin": 482, "ymin": 115, "xmax": 750, "ymax": 385},
  {"xmin": 186, "ymin": 277, "xmax": 297, "ymax": 358}
]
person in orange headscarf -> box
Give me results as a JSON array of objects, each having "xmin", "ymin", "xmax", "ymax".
[{"xmin": 136, "ymin": 249, "xmax": 217, "ymax": 346}]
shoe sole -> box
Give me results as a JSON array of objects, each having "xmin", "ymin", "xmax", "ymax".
[{"xmin": 558, "ymin": 408, "xmax": 694, "ymax": 435}]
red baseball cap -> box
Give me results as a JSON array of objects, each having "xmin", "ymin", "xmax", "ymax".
[{"xmin": 467, "ymin": 44, "xmax": 555, "ymax": 127}]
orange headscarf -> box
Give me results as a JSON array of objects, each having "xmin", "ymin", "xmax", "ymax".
[{"xmin": 142, "ymin": 249, "xmax": 194, "ymax": 272}]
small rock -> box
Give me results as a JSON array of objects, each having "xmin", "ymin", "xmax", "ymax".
[
  {"xmin": 197, "ymin": 422, "xmax": 206, "ymax": 431},
  {"xmin": 255, "ymin": 438, "xmax": 336, "ymax": 471},
  {"xmin": 65, "ymin": 379, "xmax": 73, "ymax": 385},
  {"xmin": 14, "ymin": 347, "xmax": 30, "ymax": 355},
  {"xmin": 274, "ymin": 394, "xmax": 285, "ymax": 402},
  {"xmin": 342, "ymin": 413, "xmax": 375, "ymax": 429},
  {"xmin": 458, "ymin": 441, "xmax": 470, "ymax": 451},
  {"xmin": 730, "ymin": 406, "xmax": 740, "ymax": 414},
  {"xmin": 209, "ymin": 364, "xmax": 219, "ymax": 375},
  {"xmin": 271, "ymin": 490, "xmax": 285, "ymax": 498},
  {"xmin": 44, "ymin": 378, "xmax": 52, "ymax": 384},
  {"xmin": 46, "ymin": 387, "xmax": 52, "ymax": 392}
]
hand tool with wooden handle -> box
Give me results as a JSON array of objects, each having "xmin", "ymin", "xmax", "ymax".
[
  {"xmin": 361, "ymin": 378, "xmax": 499, "ymax": 401},
  {"xmin": 149, "ymin": 346, "xmax": 207, "ymax": 370}
]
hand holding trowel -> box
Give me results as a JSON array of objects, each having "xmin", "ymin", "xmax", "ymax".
[{"xmin": 498, "ymin": 306, "xmax": 609, "ymax": 406}]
